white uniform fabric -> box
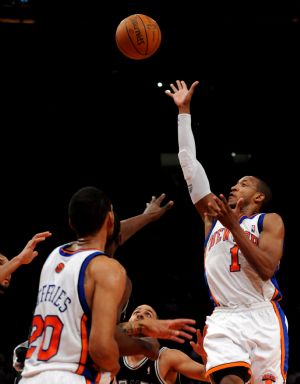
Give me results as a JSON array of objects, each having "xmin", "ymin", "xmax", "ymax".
[
  {"xmin": 20, "ymin": 370, "xmax": 112, "ymax": 384},
  {"xmin": 20, "ymin": 244, "xmax": 112, "ymax": 384},
  {"xmin": 177, "ymin": 114, "xmax": 211, "ymax": 204},
  {"xmin": 204, "ymin": 214, "xmax": 288, "ymax": 383}
]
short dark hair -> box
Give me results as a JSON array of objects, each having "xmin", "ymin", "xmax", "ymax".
[
  {"xmin": 256, "ymin": 177, "xmax": 272, "ymax": 210},
  {"xmin": 68, "ymin": 186, "xmax": 112, "ymax": 238}
]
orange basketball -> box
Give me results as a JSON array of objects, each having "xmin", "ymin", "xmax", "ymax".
[{"xmin": 115, "ymin": 14, "xmax": 161, "ymax": 60}]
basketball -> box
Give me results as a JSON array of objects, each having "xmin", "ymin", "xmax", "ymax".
[{"xmin": 115, "ymin": 14, "xmax": 161, "ymax": 60}]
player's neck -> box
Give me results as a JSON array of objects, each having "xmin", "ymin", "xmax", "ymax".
[{"xmin": 75, "ymin": 236, "xmax": 106, "ymax": 251}]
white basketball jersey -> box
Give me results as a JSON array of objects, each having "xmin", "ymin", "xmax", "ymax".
[
  {"xmin": 204, "ymin": 213, "xmax": 282, "ymax": 307},
  {"xmin": 22, "ymin": 244, "xmax": 111, "ymax": 384}
]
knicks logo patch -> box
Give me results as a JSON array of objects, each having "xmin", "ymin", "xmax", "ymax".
[{"xmin": 55, "ymin": 262, "xmax": 65, "ymax": 273}]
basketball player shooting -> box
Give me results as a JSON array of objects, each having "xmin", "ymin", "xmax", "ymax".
[{"xmin": 165, "ymin": 80, "xmax": 289, "ymax": 384}]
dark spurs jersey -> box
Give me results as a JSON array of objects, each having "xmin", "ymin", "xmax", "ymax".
[{"xmin": 116, "ymin": 347, "xmax": 181, "ymax": 384}]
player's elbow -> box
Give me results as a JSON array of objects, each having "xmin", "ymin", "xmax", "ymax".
[
  {"xmin": 258, "ymin": 264, "xmax": 278, "ymax": 281},
  {"xmin": 89, "ymin": 341, "xmax": 120, "ymax": 376}
]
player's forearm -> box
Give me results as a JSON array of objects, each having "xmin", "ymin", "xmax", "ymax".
[
  {"xmin": 120, "ymin": 214, "xmax": 154, "ymax": 245},
  {"xmin": 0, "ymin": 256, "xmax": 22, "ymax": 281},
  {"xmin": 231, "ymin": 225, "xmax": 277, "ymax": 280},
  {"xmin": 118, "ymin": 320, "xmax": 146, "ymax": 337},
  {"xmin": 116, "ymin": 331, "xmax": 158, "ymax": 358},
  {"xmin": 177, "ymin": 114, "xmax": 211, "ymax": 205},
  {"xmin": 89, "ymin": 340, "xmax": 120, "ymax": 376},
  {"xmin": 180, "ymin": 362, "xmax": 208, "ymax": 382}
]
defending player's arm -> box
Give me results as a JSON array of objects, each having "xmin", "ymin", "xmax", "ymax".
[
  {"xmin": 119, "ymin": 193, "xmax": 174, "ymax": 245},
  {"xmin": 0, "ymin": 231, "xmax": 52, "ymax": 281},
  {"xmin": 115, "ymin": 332, "xmax": 160, "ymax": 360},
  {"xmin": 118, "ymin": 317, "xmax": 196, "ymax": 343},
  {"xmin": 161, "ymin": 348, "xmax": 209, "ymax": 382}
]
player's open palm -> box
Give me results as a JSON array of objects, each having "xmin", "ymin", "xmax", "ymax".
[
  {"xmin": 165, "ymin": 80, "xmax": 199, "ymax": 108},
  {"xmin": 18, "ymin": 231, "xmax": 52, "ymax": 264}
]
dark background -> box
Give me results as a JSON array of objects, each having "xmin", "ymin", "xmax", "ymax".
[{"xmin": 0, "ymin": 0, "xmax": 299, "ymax": 382}]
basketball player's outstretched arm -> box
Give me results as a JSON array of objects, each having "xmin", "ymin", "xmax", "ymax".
[
  {"xmin": 0, "ymin": 231, "xmax": 52, "ymax": 281},
  {"xmin": 118, "ymin": 317, "xmax": 196, "ymax": 343},
  {"xmin": 120, "ymin": 193, "xmax": 174, "ymax": 244},
  {"xmin": 165, "ymin": 80, "xmax": 219, "ymax": 231},
  {"xmin": 160, "ymin": 347, "xmax": 209, "ymax": 382}
]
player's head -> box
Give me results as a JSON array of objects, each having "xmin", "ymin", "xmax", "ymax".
[
  {"xmin": 228, "ymin": 176, "xmax": 272, "ymax": 212},
  {"xmin": 129, "ymin": 304, "xmax": 158, "ymax": 322},
  {"xmin": 0, "ymin": 254, "xmax": 11, "ymax": 294},
  {"xmin": 68, "ymin": 186, "xmax": 114, "ymax": 239}
]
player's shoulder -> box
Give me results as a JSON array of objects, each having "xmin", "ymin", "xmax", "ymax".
[
  {"xmin": 89, "ymin": 254, "xmax": 126, "ymax": 276},
  {"xmin": 160, "ymin": 346, "xmax": 189, "ymax": 362},
  {"xmin": 263, "ymin": 212, "xmax": 284, "ymax": 228},
  {"xmin": 264, "ymin": 212, "xmax": 283, "ymax": 221}
]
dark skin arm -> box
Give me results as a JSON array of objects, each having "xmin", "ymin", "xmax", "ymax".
[
  {"xmin": 0, "ymin": 232, "xmax": 52, "ymax": 282},
  {"xmin": 115, "ymin": 318, "xmax": 196, "ymax": 361},
  {"xmin": 117, "ymin": 318, "xmax": 196, "ymax": 342},
  {"xmin": 115, "ymin": 332, "xmax": 160, "ymax": 360}
]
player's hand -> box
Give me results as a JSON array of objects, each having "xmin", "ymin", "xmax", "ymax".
[
  {"xmin": 190, "ymin": 329, "xmax": 207, "ymax": 365},
  {"xmin": 18, "ymin": 231, "xmax": 52, "ymax": 265},
  {"xmin": 139, "ymin": 318, "xmax": 196, "ymax": 343},
  {"xmin": 204, "ymin": 194, "xmax": 244, "ymax": 230},
  {"xmin": 143, "ymin": 193, "xmax": 174, "ymax": 220},
  {"xmin": 165, "ymin": 80, "xmax": 199, "ymax": 109}
]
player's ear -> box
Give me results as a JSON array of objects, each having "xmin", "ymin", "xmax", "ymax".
[
  {"xmin": 106, "ymin": 210, "xmax": 115, "ymax": 235},
  {"xmin": 254, "ymin": 192, "xmax": 265, "ymax": 204}
]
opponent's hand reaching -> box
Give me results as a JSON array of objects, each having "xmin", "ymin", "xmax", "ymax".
[
  {"xmin": 119, "ymin": 318, "xmax": 196, "ymax": 344},
  {"xmin": 143, "ymin": 193, "xmax": 174, "ymax": 221},
  {"xmin": 190, "ymin": 328, "xmax": 207, "ymax": 365},
  {"xmin": 18, "ymin": 231, "xmax": 52, "ymax": 265},
  {"xmin": 0, "ymin": 231, "xmax": 52, "ymax": 282}
]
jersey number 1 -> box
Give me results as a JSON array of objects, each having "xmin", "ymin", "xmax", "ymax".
[{"xmin": 230, "ymin": 245, "xmax": 241, "ymax": 272}]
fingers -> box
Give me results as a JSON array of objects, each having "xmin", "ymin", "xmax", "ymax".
[
  {"xmin": 219, "ymin": 194, "xmax": 227, "ymax": 204},
  {"xmin": 166, "ymin": 80, "xmax": 196, "ymax": 94},
  {"xmin": 27, "ymin": 231, "xmax": 52, "ymax": 249},
  {"xmin": 172, "ymin": 318, "xmax": 196, "ymax": 327},
  {"xmin": 33, "ymin": 231, "xmax": 52, "ymax": 239},
  {"xmin": 191, "ymin": 80, "xmax": 200, "ymax": 91},
  {"xmin": 170, "ymin": 83, "xmax": 178, "ymax": 93},
  {"xmin": 196, "ymin": 328, "xmax": 203, "ymax": 342},
  {"xmin": 155, "ymin": 193, "xmax": 165, "ymax": 204},
  {"xmin": 176, "ymin": 330, "xmax": 194, "ymax": 340},
  {"xmin": 169, "ymin": 335, "xmax": 185, "ymax": 343},
  {"xmin": 163, "ymin": 200, "xmax": 174, "ymax": 210}
]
